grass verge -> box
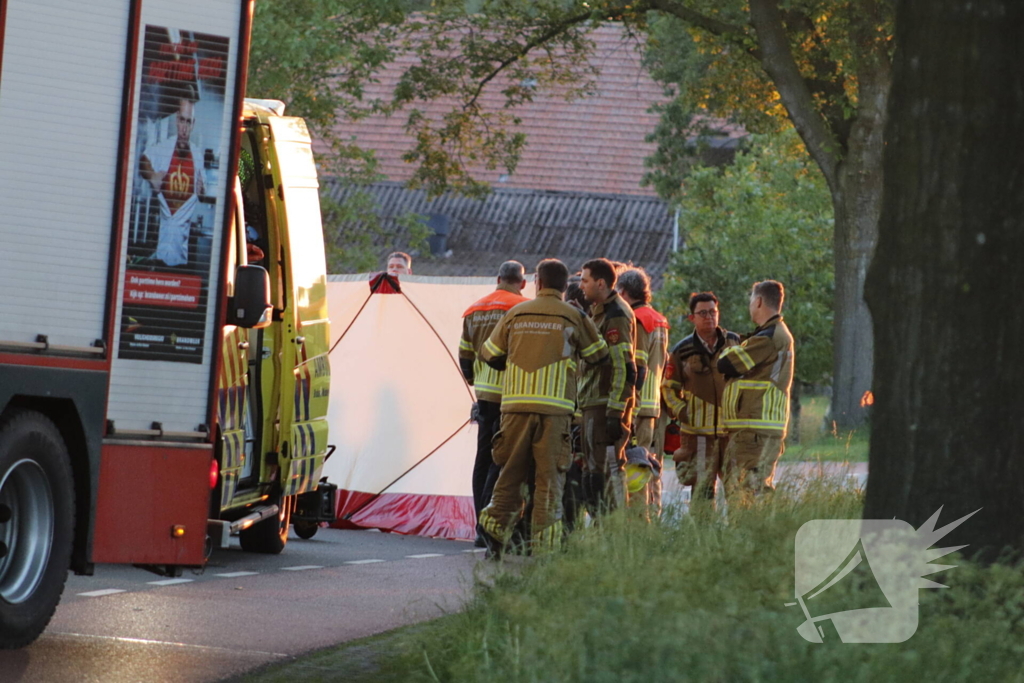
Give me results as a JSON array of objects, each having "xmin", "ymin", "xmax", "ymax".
[{"xmin": 375, "ymin": 482, "xmax": 1024, "ymax": 682}]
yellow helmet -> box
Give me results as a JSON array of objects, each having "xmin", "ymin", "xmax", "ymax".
[{"xmin": 625, "ymin": 463, "xmax": 653, "ymax": 493}]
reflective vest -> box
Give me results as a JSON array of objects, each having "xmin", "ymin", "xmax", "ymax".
[{"xmin": 459, "ymin": 285, "xmax": 528, "ymax": 402}]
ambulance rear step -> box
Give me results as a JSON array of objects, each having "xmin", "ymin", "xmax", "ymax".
[{"xmin": 206, "ymin": 504, "xmax": 280, "ymax": 549}]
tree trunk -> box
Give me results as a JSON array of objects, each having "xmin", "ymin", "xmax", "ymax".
[
  {"xmin": 863, "ymin": 0, "xmax": 1024, "ymax": 556},
  {"xmin": 830, "ymin": 171, "xmax": 877, "ymax": 431},
  {"xmin": 789, "ymin": 380, "xmax": 802, "ymax": 444},
  {"xmin": 829, "ymin": 74, "xmax": 888, "ymax": 430}
]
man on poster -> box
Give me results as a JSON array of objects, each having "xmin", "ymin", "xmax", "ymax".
[{"xmin": 140, "ymin": 82, "xmax": 206, "ymax": 267}]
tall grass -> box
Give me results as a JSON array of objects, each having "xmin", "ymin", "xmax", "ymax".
[{"xmin": 381, "ymin": 481, "xmax": 1024, "ymax": 682}]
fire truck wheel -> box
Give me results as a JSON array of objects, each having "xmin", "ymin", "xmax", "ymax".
[
  {"xmin": 293, "ymin": 520, "xmax": 318, "ymax": 539},
  {"xmin": 239, "ymin": 493, "xmax": 294, "ymax": 554},
  {"xmin": 0, "ymin": 410, "xmax": 75, "ymax": 649}
]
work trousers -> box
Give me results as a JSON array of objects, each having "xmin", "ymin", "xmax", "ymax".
[
  {"xmin": 478, "ymin": 412, "xmax": 572, "ymax": 553},
  {"xmin": 561, "ymin": 423, "xmax": 585, "ymax": 533},
  {"xmin": 722, "ymin": 430, "xmax": 785, "ymax": 498},
  {"xmin": 674, "ymin": 433, "xmax": 728, "ymax": 504},
  {"xmin": 581, "ymin": 406, "xmax": 631, "ymax": 514},
  {"xmin": 472, "ymin": 400, "xmax": 502, "ymax": 522},
  {"xmin": 633, "ymin": 414, "xmax": 668, "ymax": 515}
]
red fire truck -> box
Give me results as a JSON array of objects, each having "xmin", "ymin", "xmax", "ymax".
[{"xmin": 0, "ymin": 0, "xmax": 332, "ymax": 647}]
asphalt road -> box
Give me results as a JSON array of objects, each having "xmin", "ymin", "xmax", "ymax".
[{"xmin": 0, "ymin": 528, "xmax": 485, "ymax": 683}]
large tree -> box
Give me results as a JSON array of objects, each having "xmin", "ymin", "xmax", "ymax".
[
  {"xmin": 378, "ymin": 0, "xmax": 891, "ymax": 427},
  {"xmin": 863, "ymin": 0, "xmax": 1024, "ymax": 555},
  {"xmin": 249, "ymin": 1, "xmax": 891, "ymax": 423}
]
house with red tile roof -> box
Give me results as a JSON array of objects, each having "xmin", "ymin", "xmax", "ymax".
[{"xmin": 321, "ymin": 23, "xmax": 746, "ymax": 283}]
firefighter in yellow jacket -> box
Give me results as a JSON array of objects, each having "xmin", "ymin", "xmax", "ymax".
[
  {"xmin": 717, "ymin": 280, "xmax": 794, "ymax": 496},
  {"xmin": 458, "ymin": 261, "xmax": 528, "ymax": 544},
  {"xmin": 478, "ymin": 259, "xmax": 608, "ymax": 554},
  {"xmin": 615, "ymin": 267, "xmax": 669, "ymax": 511},
  {"xmin": 661, "ymin": 292, "xmax": 740, "ymax": 504},
  {"xmin": 578, "ymin": 258, "xmax": 641, "ymax": 513}
]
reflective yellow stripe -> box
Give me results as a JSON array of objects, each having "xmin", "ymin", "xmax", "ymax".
[
  {"xmin": 721, "ymin": 381, "xmax": 788, "ymax": 432},
  {"xmin": 483, "ymin": 338, "xmax": 504, "ymax": 357},
  {"xmin": 661, "ymin": 379, "xmax": 685, "ymax": 418},
  {"xmin": 459, "ymin": 338, "xmax": 474, "ymax": 352},
  {"xmin": 724, "ymin": 419, "xmax": 788, "ymax": 430},
  {"xmin": 502, "ymin": 396, "xmax": 575, "ymax": 410},
  {"xmin": 473, "ymin": 361, "xmax": 504, "ymax": 396},
  {"xmin": 679, "ymin": 424, "xmax": 722, "ymax": 435},
  {"xmin": 581, "ymin": 339, "xmax": 607, "ymax": 359},
  {"xmin": 635, "ymin": 349, "xmax": 649, "ymax": 364},
  {"xmin": 724, "ymin": 346, "xmax": 755, "ymax": 372},
  {"xmin": 607, "ymin": 399, "xmax": 627, "ymax": 412},
  {"xmin": 608, "ymin": 343, "xmax": 628, "ymax": 409},
  {"xmin": 501, "ymin": 360, "xmax": 574, "ymax": 409}
]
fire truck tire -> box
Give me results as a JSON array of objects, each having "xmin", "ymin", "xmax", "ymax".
[
  {"xmin": 239, "ymin": 493, "xmax": 293, "ymax": 554},
  {"xmin": 293, "ymin": 520, "xmax": 318, "ymax": 539},
  {"xmin": 0, "ymin": 410, "xmax": 75, "ymax": 649}
]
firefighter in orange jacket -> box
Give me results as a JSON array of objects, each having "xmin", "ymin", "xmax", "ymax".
[
  {"xmin": 615, "ymin": 267, "xmax": 670, "ymax": 512},
  {"xmin": 661, "ymin": 292, "xmax": 740, "ymax": 504},
  {"xmin": 459, "ymin": 261, "xmax": 529, "ymax": 544},
  {"xmin": 717, "ymin": 280, "xmax": 794, "ymax": 496},
  {"xmin": 578, "ymin": 258, "xmax": 641, "ymax": 513},
  {"xmin": 478, "ymin": 259, "xmax": 608, "ymax": 554}
]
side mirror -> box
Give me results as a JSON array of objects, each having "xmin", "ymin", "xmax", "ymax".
[{"xmin": 229, "ymin": 265, "xmax": 272, "ymax": 329}]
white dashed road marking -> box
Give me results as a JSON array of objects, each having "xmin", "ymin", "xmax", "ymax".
[
  {"xmin": 214, "ymin": 571, "xmax": 259, "ymax": 578},
  {"xmin": 77, "ymin": 589, "xmax": 127, "ymax": 598},
  {"xmin": 147, "ymin": 578, "xmax": 194, "ymax": 586},
  {"xmin": 280, "ymin": 565, "xmax": 323, "ymax": 571},
  {"xmin": 462, "ymin": 549, "xmax": 486, "ymax": 553},
  {"xmin": 344, "ymin": 559, "xmax": 384, "ymax": 565},
  {"xmin": 406, "ymin": 553, "xmax": 444, "ymax": 559}
]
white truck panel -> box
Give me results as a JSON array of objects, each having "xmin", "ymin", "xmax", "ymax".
[
  {"xmin": 106, "ymin": 0, "xmax": 242, "ymax": 432},
  {"xmin": 0, "ymin": 0, "xmax": 130, "ymax": 347}
]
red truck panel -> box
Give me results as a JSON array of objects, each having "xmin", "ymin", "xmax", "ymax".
[{"xmin": 93, "ymin": 443, "xmax": 211, "ymax": 565}]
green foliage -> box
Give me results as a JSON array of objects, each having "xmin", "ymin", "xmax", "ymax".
[
  {"xmin": 641, "ymin": 12, "xmax": 785, "ymax": 199},
  {"xmin": 247, "ymin": 1, "xmax": 891, "ymax": 273},
  {"xmin": 248, "ymin": 0, "xmax": 434, "ymax": 271},
  {"xmin": 655, "ymin": 130, "xmax": 834, "ymax": 384},
  {"xmin": 370, "ymin": 489, "xmax": 1024, "ymax": 682}
]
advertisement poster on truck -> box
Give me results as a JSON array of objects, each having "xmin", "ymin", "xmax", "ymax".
[{"xmin": 118, "ymin": 25, "xmax": 230, "ymax": 363}]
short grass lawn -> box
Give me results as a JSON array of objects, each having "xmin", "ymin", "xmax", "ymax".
[{"xmin": 782, "ymin": 395, "xmax": 869, "ymax": 462}]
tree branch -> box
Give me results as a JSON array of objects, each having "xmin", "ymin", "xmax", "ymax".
[
  {"xmin": 463, "ymin": 10, "xmax": 597, "ymax": 111},
  {"xmin": 781, "ymin": 8, "xmax": 853, "ymax": 150},
  {"xmin": 748, "ymin": 0, "xmax": 841, "ymax": 193},
  {"xmin": 647, "ymin": 0, "xmax": 762, "ymax": 60}
]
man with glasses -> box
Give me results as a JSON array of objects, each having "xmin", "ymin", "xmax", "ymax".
[{"xmin": 661, "ymin": 292, "xmax": 740, "ymax": 506}]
